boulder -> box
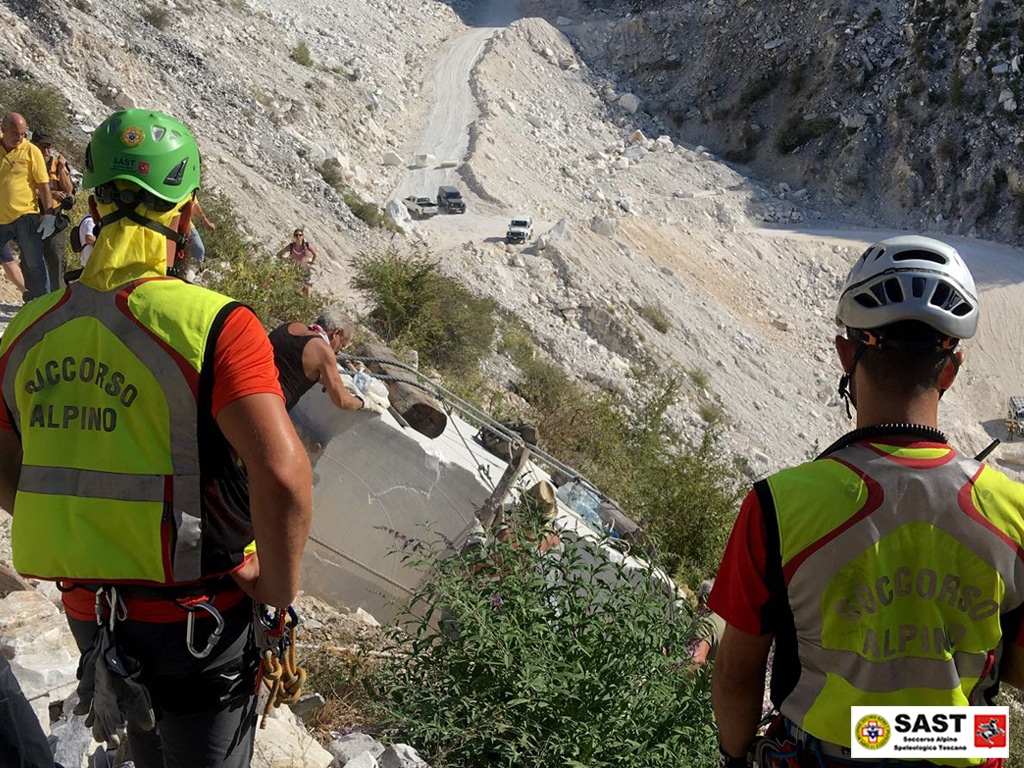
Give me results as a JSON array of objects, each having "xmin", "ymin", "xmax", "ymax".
[
  {"xmin": 618, "ymin": 93, "xmax": 641, "ymax": 114},
  {"xmin": 380, "ymin": 743, "xmax": 430, "ymax": 767},
  {"xmin": 253, "ymin": 705, "xmax": 333, "ymax": 768},
  {"xmin": 329, "ymin": 733, "xmax": 386, "ymax": 764},
  {"xmin": 381, "ymin": 150, "xmax": 403, "ymax": 166}
]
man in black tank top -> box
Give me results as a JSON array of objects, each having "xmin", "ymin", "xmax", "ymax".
[{"xmin": 268, "ymin": 308, "xmax": 366, "ymax": 412}]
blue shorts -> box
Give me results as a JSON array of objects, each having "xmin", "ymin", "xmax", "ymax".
[{"xmin": 0, "ymin": 241, "xmax": 12, "ymax": 264}]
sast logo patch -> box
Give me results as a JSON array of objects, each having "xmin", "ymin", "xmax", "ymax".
[
  {"xmin": 975, "ymin": 715, "xmax": 1007, "ymax": 748},
  {"xmin": 855, "ymin": 714, "xmax": 891, "ymax": 750}
]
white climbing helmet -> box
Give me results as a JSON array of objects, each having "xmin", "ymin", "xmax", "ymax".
[{"xmin": 835, "ymin": 235, "xmax": 979, "ymax": 340}]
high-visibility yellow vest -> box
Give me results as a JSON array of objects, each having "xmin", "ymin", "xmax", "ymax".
[
  {"xmin": 0, "ymin": 277, "xmax": 253, "ymax": 586},
  {"xmin": 763, "ymin": 441, "xmax": 1024, "ymax": 765}
]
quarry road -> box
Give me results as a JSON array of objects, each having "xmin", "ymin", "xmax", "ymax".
[{"xmin": 390, "ymin": 0, "xmax": 529, "ymax": 247}]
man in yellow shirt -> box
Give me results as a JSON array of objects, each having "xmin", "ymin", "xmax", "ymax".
[{"xmin": 0, "ymin": 112, "xmax": 54, "ymax": 301}]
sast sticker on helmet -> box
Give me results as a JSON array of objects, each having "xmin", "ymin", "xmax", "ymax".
[{"xmin": 119, "ymin": 126, "xmax": 145, "ymax": 148}]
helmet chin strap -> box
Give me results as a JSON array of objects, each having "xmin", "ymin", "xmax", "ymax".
[{"xmin": 837, "ymin": 338, "xmax": 867, "ymax": 419}]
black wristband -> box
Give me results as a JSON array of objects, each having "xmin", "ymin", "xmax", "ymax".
[{"xmin": 718, "ymin": 743, "xmax": 749, "ymax": 768}]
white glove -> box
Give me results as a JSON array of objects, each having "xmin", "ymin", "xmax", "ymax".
[
  {"xmin": 38, "ymin": 214, "xmax": 55, "ymax": 240},
  {"xmin": 360, "ymin": 390, "xmax": 390, "ymax": 414}
]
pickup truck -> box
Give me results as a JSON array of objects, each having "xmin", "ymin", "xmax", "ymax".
[
  {"xmin": 403, "ymin": 196, "xmax": 438, "ymax": 219},
  {"xmin": 505, "ymin": 215, "xmax": 533, "ymax": 245}
]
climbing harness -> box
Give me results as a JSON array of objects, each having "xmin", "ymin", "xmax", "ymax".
[{"xmin": 253, "ymin": 604, "xmax": 306, "ymax": 727}]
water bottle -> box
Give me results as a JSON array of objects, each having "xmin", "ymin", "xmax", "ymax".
[{"xmin": 353, "ymin": 371, "xmax": 371, "ymax": 394}]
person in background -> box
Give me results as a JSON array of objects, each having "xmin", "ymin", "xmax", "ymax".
[
  {"xmin": 268, "ymin": 307, "xmax": 376, "ymax": 412},
  {"xmin": 710, "ymin": 236, "xmax": 1024, "ymax": 768},
  {"xmin": 0, "ymin": 109, "xmax": 313, "ymax": 767},
  {"xmin": 33, "ymin": 131, "xmax": 74, "ymax": 291},
  {"xmin": 0, "ymin": 241, "xmax": 26, "ymax": 296},
  {"xmin": 0, "ymin": 113, "xmax": 53, "ymax": 300},
  {"xmin": 186, "ymin": 195, "xmax": 214, "ymax": 267},
  {"xmin": 75, "ymin": 213, "xmax": 96, "ymax": 267},
  {"xmin": 274, "ymin": 228, "xmax": 318, "ymax": 297},
  {"xmin": 689, "ymin": 578, "xmax": 725, "ymax": 668}
]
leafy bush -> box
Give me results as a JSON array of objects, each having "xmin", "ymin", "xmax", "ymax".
[
  {"xmin": 0, "ymin": 78, "xmax": 69, "ymax": 136},
  {"xmin": 370, "ymin": 518, "xmax": 718, "ymax": 768},
  {"xmin": 291, "ymin": 41, "xmax": 313, "ymax": 67},
  {"xmin": 353, "ymin": 246, "xmax": 496, "ymax": 373},
  {"xmin": 317, "ymin": 160, "xmax": 398, "ymax": 232},
  {"xmin": 199, "ymin": 190, "xmax": 325, "ymax": 327},
  {"xmin": 317, "ymin": 158, "xmax": 345, "ymax": 189},
  {"xmin": 342, "ymin": 191, "xmax": 398, "ymax": 231},
  {"xmin": 775, "ymin": 116, "xmax": 837, "ymax": 153},
  {"xmin": 638, "ymin": 303, "xmax": 670, "ymax": 334},
  {"xmin": 499, "ymin": 330, "xmax": 742, "ymax": 588}
]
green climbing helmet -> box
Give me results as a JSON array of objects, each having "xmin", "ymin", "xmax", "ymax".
[{"xmin": 83, "ymin": 109, "xmax": 200, "ymax": 204}]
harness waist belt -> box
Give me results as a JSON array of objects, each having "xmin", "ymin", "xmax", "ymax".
[{"xmin": 62, "ymin": 582, "xmax": 248, "ymax": 624}]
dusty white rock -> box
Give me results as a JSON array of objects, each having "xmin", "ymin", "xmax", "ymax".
[
  {"xmin": 382, "ymin": 150, "xmax": 403, "ymax": 166},
  {"xmin": 618, "ymin": 93, "xmax": 641, "ymax": 114}
]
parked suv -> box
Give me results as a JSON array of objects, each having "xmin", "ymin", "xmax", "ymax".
[
  {"xmin": 505, "ymin": 215, "xmax": 533, "ymax": 245},
  {"xmin": 436, "ymin": 185, "xmax": 466, "ymax": 214}
]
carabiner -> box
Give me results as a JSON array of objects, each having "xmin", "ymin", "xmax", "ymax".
[{"xmin": 184, "ymin": 600, "xmax": 225, "ymax": 659}]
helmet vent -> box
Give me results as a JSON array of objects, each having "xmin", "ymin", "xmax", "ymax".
[
  {"xmin": 853, "ymin": 292, "xmax": 880, "ymax": 309},
  {"xmin": 164, "ymin": 159, "xmax": 187, "ymax": 186},
  {"xmin": 931, "ymin": 282, "xmax": 951, "ymax": 307},
  {"xmin": 894, "ymin": 248, "xmax": 946, "ymax": 265},
  {"xmin": 883, "ymin": 277, "xmax": 904, "ymax": 303},
  {"xmin": 952, "ymin": 302, "xmax": 973, "ymax": 317},
  {"xmin": 152, "ymin": 126, "xmax": 166, "ymax": 142},
  {"xmin": 105, "ymin": 118, "xmax": 121, "ymax": 135},
  {"xmin": 911, "ymin": 277, "xmax": 926, "ymax": 298}
]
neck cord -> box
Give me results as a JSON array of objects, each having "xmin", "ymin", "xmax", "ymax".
[{"xmin": 816, "ymin": 422, "xmax": 947, "ymax": 460}]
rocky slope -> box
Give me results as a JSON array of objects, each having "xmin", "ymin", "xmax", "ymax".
[{"xmin": 521, "ymin": 0, "xmax": 1024, "ymax": 246}]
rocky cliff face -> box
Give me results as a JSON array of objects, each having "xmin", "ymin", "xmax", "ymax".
[{"xmin": 522, "ymin": 0, "xmax": 1024, "ymax": 245}]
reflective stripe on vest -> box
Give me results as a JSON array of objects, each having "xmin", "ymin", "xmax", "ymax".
[
  {"xmin": 0, "ymin": 279, "xmax": 235, "ymax": 585},
  {"xmin": 765, "ymin": 442, "xmax": 1024, "ymax": 753}
]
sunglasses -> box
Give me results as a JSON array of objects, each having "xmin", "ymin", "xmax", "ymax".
[{"xmin": 293, "ymin": 232, "xmax": 303, "ymax": 237}]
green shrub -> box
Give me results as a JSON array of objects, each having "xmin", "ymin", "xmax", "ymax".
[
  {"xmin": 342, "ymin": 190, "xmax": 397, "ymax": 231},
  {"xmin": 353, "ymin": 246, "xmax": 496, "ymax": 373},
  {"xmin": 318, "ymin": 158, "xmax": 345, "ymax": 189},
  {"xmin": 637, "ymin": 303, "xmax": 670, "ymax": 334},
  {"xmin": 370, "ymin": 520, "xmax": 718, "ymax": 768},
  {"xmin": 199, "ymin": 190, "xmax": 325, "ymax": 327},
  {"xmin": 291, "ymin": 41, "xmax": 313, "ymax": 67},
  {"xmin": 775, "ymin": 115, "xmax": 837, "ymax": 153},
  {"xmin": 141, "ymin": 4, "xmax": 170, "ymax": 29},
  {"xmin": 317, "ymin": 159, "xmax": 398, "ymax": 232},
  {"xmin": 0, "ymin": 78, "xmax": 69, "ymax": 136},
  {"xmin": 687, "ymin": 367, "xmax": 710, "ymax": 390},
  {"xmin": 499, "ymin": 334, "xmax": 741, "ymax": 588}
]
